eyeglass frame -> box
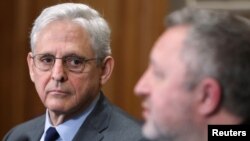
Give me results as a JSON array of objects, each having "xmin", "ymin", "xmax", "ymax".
[{"xmin": 30, "ymin": 54, "xmax": 99, "ymax": 73}]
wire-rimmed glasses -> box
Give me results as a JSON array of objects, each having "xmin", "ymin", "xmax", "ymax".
[{"xmin": 31, "ymin": 54, "xmax": 98, "ymax": 73}]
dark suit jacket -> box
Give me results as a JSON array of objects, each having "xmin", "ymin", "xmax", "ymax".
[{"xmin": 3, "ymin": 93, "xmax": 144, "ymax": 141}]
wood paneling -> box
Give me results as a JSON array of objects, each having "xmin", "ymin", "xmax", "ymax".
[{"xmin": 0, "ymin": 0, "xmax": 168, "ymax": 138}]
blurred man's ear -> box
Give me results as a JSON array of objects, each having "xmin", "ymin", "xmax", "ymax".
[
  {"xmin": 100, "ymin": 56, "xmax": 114, "ymax": 85},
  {"xmin": 196, "ymin": 78, "xmax": 221, "ymax": 116},
  {"xmin": 27, "ymin": 52, "xmax": 35, "ymax": 82}
]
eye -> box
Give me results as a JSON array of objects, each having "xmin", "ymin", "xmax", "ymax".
[
  {"xmin": 39, "ymin": 55, "xmax": 54, "ymax": 64},
  {"xmin": 65, "ymin": 56, "xmax": 84, "ymax": 67},
  {"xmin": 153, "ymin": 68, "xmax": 165, "ymax": 80}
]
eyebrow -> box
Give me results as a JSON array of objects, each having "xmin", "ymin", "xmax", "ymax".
[
  {"xmin": 41, "ymin": 53, "xmax": 86, "ymax": 58},
  {"xmin": 63, "ymin": 53, "xmax": 86, "ymax": 58}
]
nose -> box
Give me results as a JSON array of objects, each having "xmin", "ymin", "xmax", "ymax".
[
  {"xmin": 134, "ymin": 70, "xmax": 151, "ymax": 97},
  {"xmin": 51, "ymin": 59, "xmax": 68, "ymax": 83}
]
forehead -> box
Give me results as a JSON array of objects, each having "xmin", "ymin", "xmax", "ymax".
[
  {"xmin": 40, "ymin": 20, "xmax": 88, "ymax": 40},
  {"xmin": 35, "ymin": 20, "xmax": 92, "ymax": 55},
  {"xmin": 151, "ymin": 25, "xmax": 188, "ymax": 63}
]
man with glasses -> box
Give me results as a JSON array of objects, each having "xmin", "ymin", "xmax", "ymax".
[{"xmin": 3, "ymin": 3, "xmax": 143, "ymax": 141}]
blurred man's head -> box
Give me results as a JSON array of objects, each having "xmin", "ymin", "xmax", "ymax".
[{"xmin": 135, "ymin": 7, "xmax": 250, "ymax": 141}]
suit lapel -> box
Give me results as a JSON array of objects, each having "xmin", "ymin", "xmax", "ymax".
[
  {"xmin": 26, "ymin": 115, "xmax": 45, "ymax": 140},
  {"xmin": 73, "ymin": 127, "xmax": 104, "ymax": 141},
  {"xmin": 73, "ymin": 93, "xmax": 111, "ymax": 141},
  {"xmin": 29, "ymin": 122, "xmax": 44, "ymax": 140}
]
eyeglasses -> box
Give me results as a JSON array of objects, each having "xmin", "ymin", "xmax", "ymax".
[{"xmin": 31, "ymin": 54, "xmax": 98, "ymax": 73}]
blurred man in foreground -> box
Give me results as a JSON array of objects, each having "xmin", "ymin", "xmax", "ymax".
[{"xmin": 135, "ymin": 7, "xmax": 250, "ymax": 141}]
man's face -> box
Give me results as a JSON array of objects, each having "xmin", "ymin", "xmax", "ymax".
[
  {"xmin": 135, "ymin": 26, "xmax": 200, "ymax": 140},
  {"xmin": 27, "ymin": 21, "xmax": 102, "ymax": 116}
]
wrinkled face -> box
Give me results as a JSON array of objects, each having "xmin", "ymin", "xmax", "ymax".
[
  {"xmin": 135, "ymin": 26, "xmax": 200, "ymax": 141},
  {"xmin": 27, "ymin": 20, "xmax": 102, "ymax": 116}
]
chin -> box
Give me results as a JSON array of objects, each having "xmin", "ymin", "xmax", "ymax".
[
  {"xmin": 46, "ymin": 102, "xmax": 67, "ymax": 112},
  {"xmin": 142, "ymin": 120, "xmax": 160, "ymax": 140}
]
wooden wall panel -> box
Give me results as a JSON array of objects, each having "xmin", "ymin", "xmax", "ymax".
[{"xmin": 0, "ymin": 0, "xmax": 169, "ymax": 138}]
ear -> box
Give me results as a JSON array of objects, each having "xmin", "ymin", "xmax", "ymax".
[
  {"xmin": 27, "ymin": 52, "xmax": 35, "ymax": 82},
  {"xmin": 196, "ymin": 78, "xmax": 221, "ymax": 116},
  {"xmin": 100, "ymin": 56, "xmax": 114, "ymax": 85}
]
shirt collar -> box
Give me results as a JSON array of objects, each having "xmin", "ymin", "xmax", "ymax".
[{"xmin": 41, "ymin": 93, "xmax": 100, "ymax": 141}]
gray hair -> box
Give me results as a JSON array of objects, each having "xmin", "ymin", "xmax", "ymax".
[
  {"xmin": 30, "ymin": 3, "xmax": 111, "ymax": 60},
  {"xmin": 166, "ymin": 7, "xmax": 250, "ymax": 119}
]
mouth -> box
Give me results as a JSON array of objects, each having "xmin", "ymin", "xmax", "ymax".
[
  {"xmin": 142, "ymin": 103, "xmax": 150, "ymax": 119},
  {"xmin": 47, "ymin": 90, "xmax": 69, "ymax": 96}
]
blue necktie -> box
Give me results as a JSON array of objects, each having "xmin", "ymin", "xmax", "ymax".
[{"xmin": 45, "ymin": 127, "xmax": 59, "ymax": 141}]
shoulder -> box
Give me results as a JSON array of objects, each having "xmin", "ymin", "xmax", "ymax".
[
  {"xmin": 98, "ymin": 93, "xmax": 142, "ymax": 128},
  {"xmin": 109, "ymin": 104, "xmax": 142, "ymax": 128},
  {"xmin": 99, "ymin": 95, "xmax": 144, "ymax": 141},
  {"xmin": 76, "ymin": 93, "xmax": 144, "ymax": 141},
  {"xmin": 3, "ymin": 115, "xmax": 45, "ymax": 141}
]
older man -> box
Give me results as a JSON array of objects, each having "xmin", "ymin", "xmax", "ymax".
[{"xmin": 4, "ymin": 3, "xmax": 143, "ymax": 141}]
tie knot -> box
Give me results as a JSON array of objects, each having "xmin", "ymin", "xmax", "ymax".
[{"xmin": 45, "ymin": 127, "xmax": 59, "ymax": 141}]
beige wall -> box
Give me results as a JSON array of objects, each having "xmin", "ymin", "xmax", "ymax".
[{"xmin": 0, "ymin": 0, "xmax": 169, "ymax": 138}]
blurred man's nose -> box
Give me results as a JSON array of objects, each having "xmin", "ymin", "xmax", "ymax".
[{"xmin": 134, "ymin": 70, "xmax": 151, "ymax": 97}]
